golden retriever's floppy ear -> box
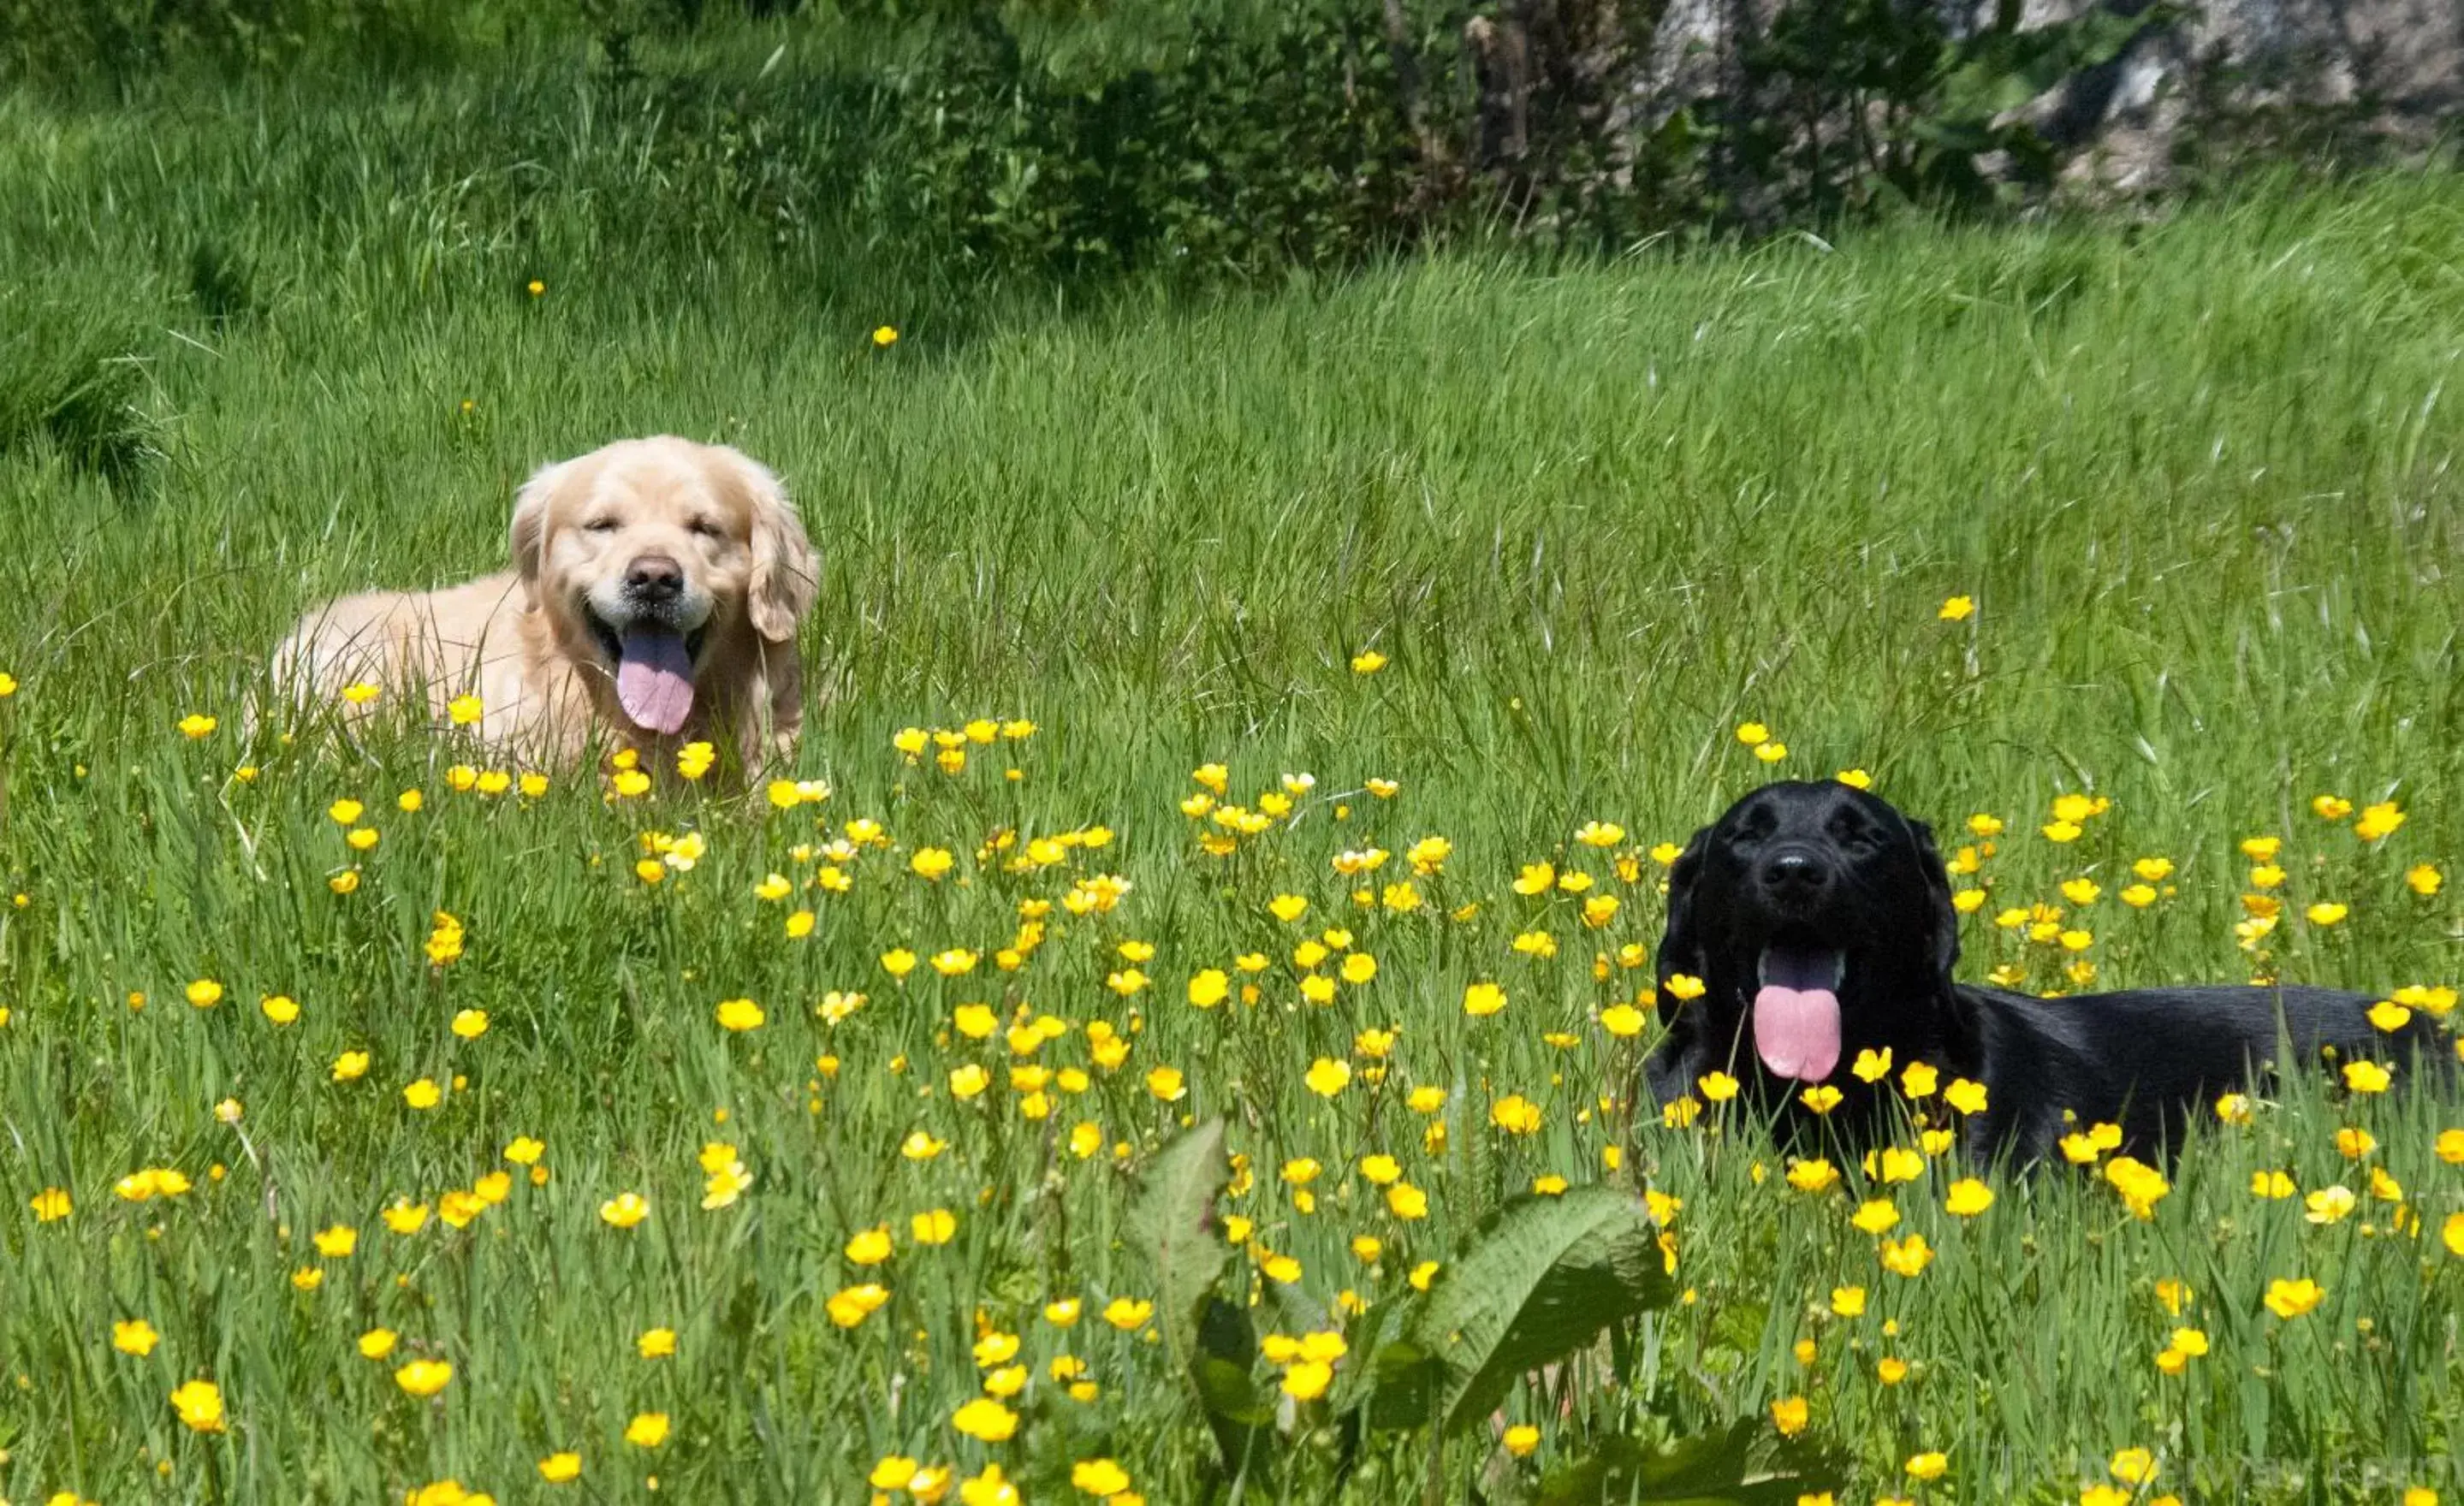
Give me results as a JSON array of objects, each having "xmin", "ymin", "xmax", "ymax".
[
  {"xmin": 724, "ymin": 449, "xmax": 818, "ymax": 643},
  {"xmin": 509, "ymin": 459, "xmax": 573, "ymax": 610}
]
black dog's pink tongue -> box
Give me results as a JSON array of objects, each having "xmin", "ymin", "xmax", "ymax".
[
  {"xmin": 1753, "ymin": 946, "xmax": 1843, "ymax": 1082},
  {"xmin": 615, "ymin": 626, "xmax": 695, "ymax": 734}
]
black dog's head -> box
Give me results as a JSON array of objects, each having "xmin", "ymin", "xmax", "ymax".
[{"xmin": 1658, "ymin": 780, "xmax": 1959, "ymax": 1086}]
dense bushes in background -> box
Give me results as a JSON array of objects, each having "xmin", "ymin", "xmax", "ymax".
[
  {"xmin": 4, "ymin": 0, "xmax": 2188, "ymax": 272},
  {"xmin": 638, "ymin": 0, "xmax": 2171, "ymax": 270}
]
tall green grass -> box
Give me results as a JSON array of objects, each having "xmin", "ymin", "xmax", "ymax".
[{"xmin": 1, "ymin": 62, "xmax": 2461, "ymax": 1503}]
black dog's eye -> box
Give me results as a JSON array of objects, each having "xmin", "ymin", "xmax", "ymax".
[{"xmin": 1829, "ymin": 815, "xmax": 1882, "ymax": 851}]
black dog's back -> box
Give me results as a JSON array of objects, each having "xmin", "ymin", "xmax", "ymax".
[{"xmin": 1962, "ymin": 982, "xmax": 2447, "ymax": 1165}]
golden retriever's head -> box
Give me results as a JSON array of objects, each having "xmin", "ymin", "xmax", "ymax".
[{"xmin": 510, "ymin": 436, "xmax": 817, "ymax": 735}]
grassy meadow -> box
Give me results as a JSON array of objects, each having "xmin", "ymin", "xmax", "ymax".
[{"xmin": 4, "ymin": 38, "xmax": 2464, "ymax": 1505}]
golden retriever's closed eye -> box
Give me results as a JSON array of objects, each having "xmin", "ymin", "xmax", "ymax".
[{"xmin": 274, "ymin": 436, "xmax": 820, "ymax": 770}]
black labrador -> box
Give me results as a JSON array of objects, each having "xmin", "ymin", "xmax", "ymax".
[{"xmin": 1642, "ymin": 780, "xmax": 2446, "ymax": 1165}]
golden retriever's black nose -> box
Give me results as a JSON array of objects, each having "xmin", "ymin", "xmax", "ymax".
[
  {"xmin": 1760, "ymin": 850, "xmax": 1830, "ymax": 895},
  {"xmin": 626, "ymin": 554, "xmax": 685, "ymax": 601}
]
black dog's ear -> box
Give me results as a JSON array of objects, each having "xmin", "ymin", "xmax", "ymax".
[
  {"xmin": 1654, "ymin": 827, "xmax": 1709, "ymax": 1025},
  {"xmin": 1904, "ymin": 815, "xmax": 1961, "ymax": 976}
]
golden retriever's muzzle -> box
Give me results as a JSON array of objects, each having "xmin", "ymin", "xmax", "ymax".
[{"xmin": 583, "ymin": 555, "xmax": 715, "ymax": 735}]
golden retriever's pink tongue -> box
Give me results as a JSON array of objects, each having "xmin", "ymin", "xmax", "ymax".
[
  {"xmin": 1753, "ymin": 946, "xmax": 1842, "ymax": 1082},
  {"xmin": 615, "ymin": 626, "xmax": 695, "ymax": 734}
]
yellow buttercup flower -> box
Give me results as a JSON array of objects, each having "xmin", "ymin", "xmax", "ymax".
[
  {"xmin": 2354, "ymin": 801, "xmax": 2405, "ymax": 841},
  {"xmin": 951, "ymin": 1396, "xmax": 1018, "ymax": 1442},
  {"xmin": 169, "ymin": 1378, "xmax": 227, "ymax": 1432},
  {"xmin": 1880, "ymin": 1234, "xmax": 1934, "ymax": 1277},
  {"xmin": 1281, "ymin": 1360, "xmax": 1333, "ymax": 1400},
  {"xmin": 1489, "ymin": 1094, "xmax": 1543, "ymax": 1135},
  {"xmin": 625, "ymin": 1412, "xmax": 671, "ymax": 1448},
  {"xmin": 394, "ymin": 1358, "xmax": 453, "ymax": 1396},
  {"xmin": 1071, "ymin": 1459, "xmax": 1132, "ymax": 1497},
  {"xmin": 1772, "ymin": 1153, "xmax": 1838, "ymax": 1195},
  {"xmin": 2105, "ymin": 1157, "xmax": 2171, "ymax": 1218},
  {"xmin": 2263, "ymin": 1277, "xmax": 2324, "ymax": 1319}
]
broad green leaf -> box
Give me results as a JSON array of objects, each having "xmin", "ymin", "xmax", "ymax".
[
  {"xmin": 1127, "ymin": 1118, "xmax": 1233, "ymax": 1384},
  {"xmin": 1530, "ymin": 1420, "xmax": 1845, "ymax": 1505},
  {"xmin": 1370, "ymin": 1185, "xmax": 1674, "ymax": 1437},
  {"xmin": 1130, "ymin": 1120, "xmax": 1272, "ymax": 1484}
]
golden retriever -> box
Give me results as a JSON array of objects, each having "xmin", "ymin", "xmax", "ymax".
[{"xmin": 274, "ymin": 436, "xmax": 818, "ymax": 770}]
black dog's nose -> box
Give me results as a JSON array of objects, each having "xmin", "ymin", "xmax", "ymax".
[
  {"xmin": 625, "ymin": 554, "xmax": 684, "ymax": 600},
  {"xmin": 1760, "ymin": 851, "xmax": 1830, "ymax": 894}
]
